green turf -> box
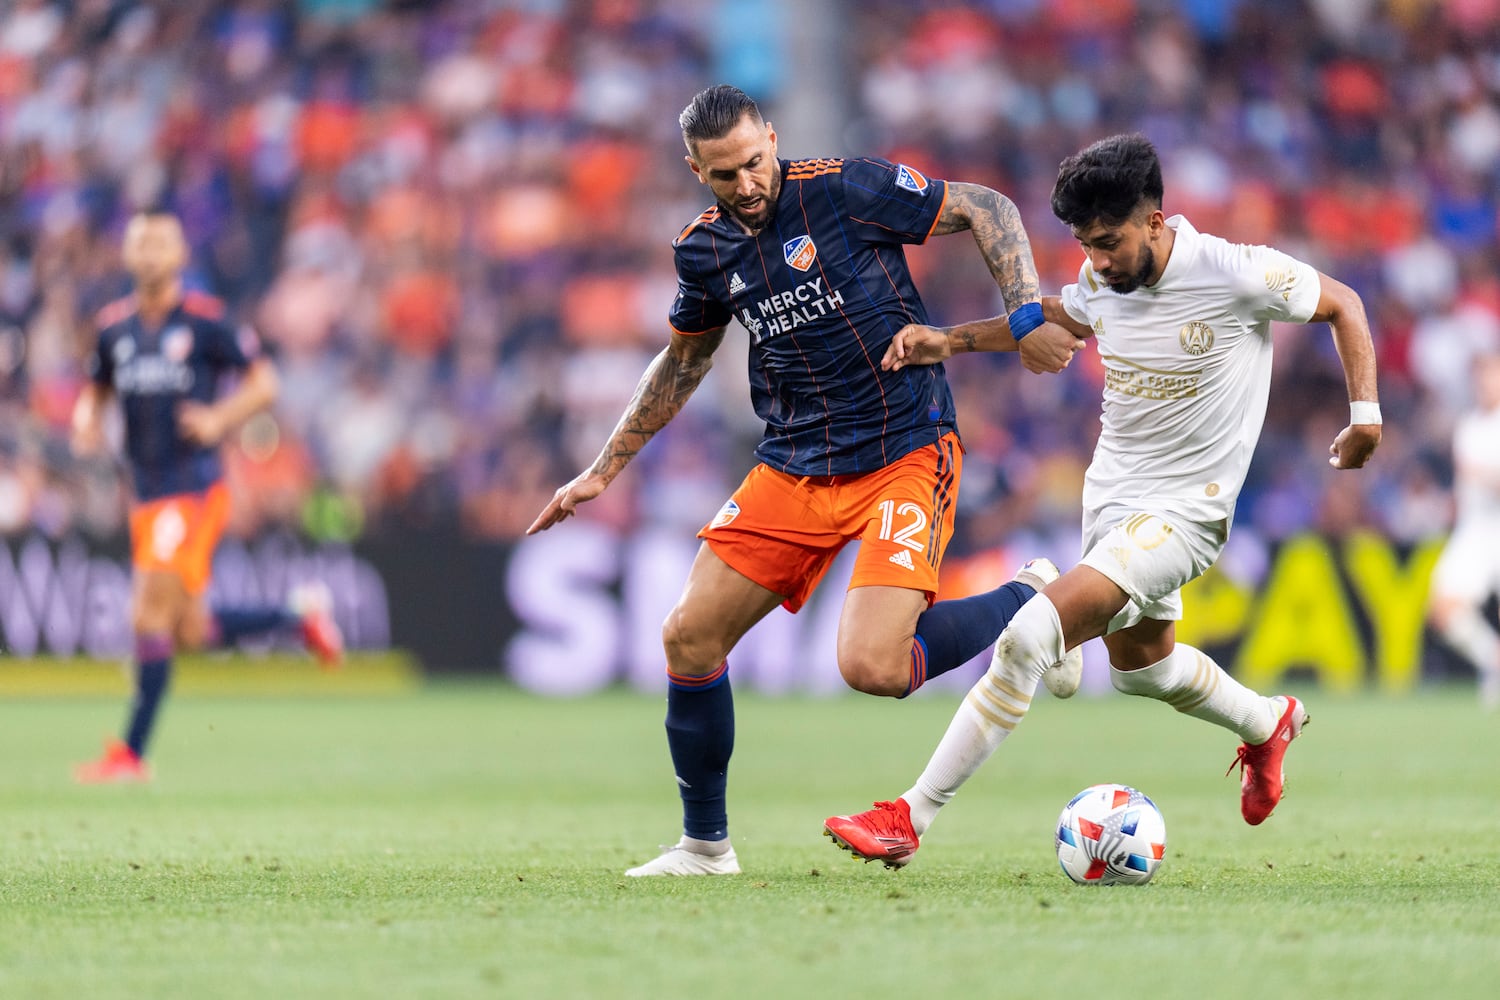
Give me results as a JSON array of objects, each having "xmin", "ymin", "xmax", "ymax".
[{"xmin": 2, "ymin": 681, "xmax": 1497, "ymax": 999}]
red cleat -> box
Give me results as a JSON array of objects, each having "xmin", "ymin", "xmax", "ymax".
[
  {"xmin": 291, "ymin": 583, "xmax": 344, "ymax": 669},
  {"xmin": 824, "ymin": 799, "xmax": 919, "ymax": 869},
  {"xmin": 1228, "ymin": 696, "xmax": 1308, "ymax": 825},
  {"xmin": 74, "ymin": 739, "xmax": 150, "ymax": 784}
]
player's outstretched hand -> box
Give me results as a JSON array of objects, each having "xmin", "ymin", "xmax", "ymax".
[
  {"xmin": 882, "ymin": 324, "xmax": 951, "ymax": 371},
  {"xmin": 1018, "ymin": 324, "xmax": 1086, "ymax": 375},
  {"xmin": 1328, "ymin": 423, "xmax": 1382, "ymax": 469},
  {"xmin": 527, "ymin": 473, "xmax": 609, "ymax": 535}
]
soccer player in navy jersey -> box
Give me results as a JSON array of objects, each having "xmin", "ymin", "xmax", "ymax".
[
  {"xmin": 528, "ymin": 85, "xmax": 1083, "ymax": 875},
  {"xmin": 69, "ymin": 211, "xmax": 344, "ymax": 783}
]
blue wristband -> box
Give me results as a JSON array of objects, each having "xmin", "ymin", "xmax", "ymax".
[{"xmin": 1008, "ymin": 302, "xmax": 1045, "ymax": 341}]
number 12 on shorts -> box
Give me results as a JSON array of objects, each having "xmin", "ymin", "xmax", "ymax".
[{"xmin": 877, "ymin": 499, "xmax": 927, "ymax": 552}]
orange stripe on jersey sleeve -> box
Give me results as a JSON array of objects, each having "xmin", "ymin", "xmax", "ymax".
[
  {"xmin": 95, "ymin": 295, "xmax": 136, "ymax": 329},
  {"xmin": 921, "ymin": 180, "xmax": 950, "ymax": 243},
  {"xmin": 667, "ymin": 320, "xmax": 725, "ymax": 336},
  {"xmin": 785, "ymin": 157, "xmax": 843, "ymax": 179},
  {"xmin": 182, "ymin": 290, "xmax": 226, "ymax": 320},
  {"xmin": 674, "ymin": 206, "xmax": 722, "ymax": 246}
]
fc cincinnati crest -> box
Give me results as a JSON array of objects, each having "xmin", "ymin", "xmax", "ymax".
[
  {"xmin": 895, "ymin": 164, "xmax": 928, "ymax": 193},
  {"xmin": 1179, "ymin": 321, "xmax": 1214, "ymax": 356},
  {"xmin": 161, "ymin": 326, "xmax": 193, "ymax": 362},
  {"xmin": 783, "ymin": 235, "xmax": 817, "ymax": 272},
  {"xmin": 709, "ymin": 499, "xmax": 741, "ymax": 529}
]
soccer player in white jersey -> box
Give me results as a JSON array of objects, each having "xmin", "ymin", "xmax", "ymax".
[
  {"xmin": 823, "ymin": 133, "xmax": 1382, "ymax": 868},
  {"xmin": 1428, "ymin": 352, "xmax": 1500, "ymax": 709}
]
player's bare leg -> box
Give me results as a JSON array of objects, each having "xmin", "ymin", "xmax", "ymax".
[
  {"xmin": 838, "ymin": 558, "xmax": 1062, "ymax": 700},
  {"xmin": 836, "ymin": 585, "xmax": 930, "ymax": 697},
  {"xmin": 627, "ymin": 544, "xmax": 781, "ymax": 876}
]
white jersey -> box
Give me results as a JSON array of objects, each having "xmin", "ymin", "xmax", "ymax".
[
  {"xmin": 1060, "ymin": 216, "xmax": 1322, "ymax": 523},
  {"xmin": 1453, "ymin": 403, "xmax": 1500, "ymax": 526}
]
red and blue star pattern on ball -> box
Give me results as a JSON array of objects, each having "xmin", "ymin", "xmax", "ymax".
[{"xmin": 1056, "ymin": 785, "xmax": 1166, "ymax": 882}]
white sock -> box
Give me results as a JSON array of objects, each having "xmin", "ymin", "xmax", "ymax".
[
  {"xmin": 1110, "ymin": 643, "xmax": 1277, "ymax": 744},
  {"xmin": 1437, "ymin": 609, "xmax": 1500, "ymax": 680},
  {"xmin": 680, "ymin": 835, "xmax": 731, "ymax": 856},
  {"xmin": 903, "ymin": 595, "xmax": 1064, "ymax": 836}
]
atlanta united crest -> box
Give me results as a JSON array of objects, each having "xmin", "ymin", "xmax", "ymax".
[
  {"xmin": 783, "ymin": 235, "xmax": 817, "ymax": 272},
  {"xmin": 1179, "ymin": 321, "xmax": 1214, "ymax": 356}
]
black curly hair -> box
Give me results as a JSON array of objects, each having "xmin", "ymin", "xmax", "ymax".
[{"xmin": 1050, "ymin": 134, "xmax": 1164, "ymax": 229}]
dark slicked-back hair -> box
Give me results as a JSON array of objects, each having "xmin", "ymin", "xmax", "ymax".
[
  {"xmin": 679, "ymin": 85, "xmax": 762, "ymax": 152},
  {"xmin": 1050, "ymin": 134, "xmax": 1164, "ymax": 228}
]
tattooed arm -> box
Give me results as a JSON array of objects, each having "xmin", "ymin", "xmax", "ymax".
[
  {"xmin": 913, "ymin": 185, "xmax": 1084, "ymax": 374},
  {"xmin": 931, "ymin": 182, "xmax": 1042, "ymax": 313},
  {"xmin": 526, "ymin": 327, "xmax": 725, "ymax": 534},
  {"xmin": 882, "ymin": 296, "xmax": 1088, "ymax": 375}
]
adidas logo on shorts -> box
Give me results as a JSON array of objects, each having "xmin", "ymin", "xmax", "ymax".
[{"xmin": 888, "ymin": 550, "xmax": 915, "ymax": 570}]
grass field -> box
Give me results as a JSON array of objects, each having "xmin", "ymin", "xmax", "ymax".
[{"xmin": 2, "ymin": 679, "xmax": 1498, "ymax": 999}]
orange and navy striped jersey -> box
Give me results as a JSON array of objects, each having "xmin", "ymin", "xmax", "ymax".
[
  {"xmin": 89, "ymin": 291, "xmax": 262, "ymax": 501},
  {"xmin": 669, "ymin": 156, "xmax": 957, "ymax": 477}
]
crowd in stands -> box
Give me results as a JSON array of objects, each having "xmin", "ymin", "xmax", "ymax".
[{"xmin": 0, "ymin": 0, "xmax": 1495, "ymax": 563}]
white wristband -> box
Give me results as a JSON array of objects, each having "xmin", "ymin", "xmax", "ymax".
[{"xmin": 1349, "ymin": 401, "xmax": 1382, "ymax": 425}]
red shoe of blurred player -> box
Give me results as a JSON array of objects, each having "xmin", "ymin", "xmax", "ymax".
[
  {"xmin": 74, "ymin": 739, "xmax": 150, "ymax": 784},
  {"xmin": 290, "ymin": 582, "xmax": 344, "ymax": 669}
]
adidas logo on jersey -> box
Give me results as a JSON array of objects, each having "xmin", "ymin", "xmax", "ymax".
[
  {"xmin": 888, "ymin": 550, "xmax": 916, "ymax": 571},
  {"xmin": 729, "ymin": 272, "xmax": 746, "ymax": 295}
]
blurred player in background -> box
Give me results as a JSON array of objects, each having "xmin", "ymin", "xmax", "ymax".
[
  {"xmin": 825, "ymin": 133, "xmax": 1382, "ymax": 867},
  {"xmin": 528, "ymin": 84, "xmax": 1083, "ymax": 875},
  {"xmin": 70, "ymin": 210, "xmax": 344, "ymax": 783},
  {"xmin": 1428, "ymin": 351, "xmax": 1500, "ymax": 709}
]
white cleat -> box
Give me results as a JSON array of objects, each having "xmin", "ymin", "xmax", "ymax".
[
  {"xmin": 1009, "ymin": 558, "xmax": 1082, "ymax": 698},
  {"xmin": 1010, "ymin": 557, "xmax": 1060, "ymax": 592},
  {"xmin": 624, "ymin": 839, "xmax": 741, "ymax": 877},
  {"xmin": 1042, "ymin": 646, "xmax": 1084, "ymax": 699}
]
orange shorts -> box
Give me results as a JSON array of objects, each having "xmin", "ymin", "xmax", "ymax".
[
  {"xmin": 128, "ymin": 482, "xmax": 230, "ymax": 595},
  {"xmin": 699, "ymin": 433, "xmax": 963, "ymax": 612}
]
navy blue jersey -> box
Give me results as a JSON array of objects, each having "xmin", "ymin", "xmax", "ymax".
[
  {"xmin": 88, "ymin": 291, "xmax": 259, "ymax": 501},
  {"xmin": 670, "ymin": 156, "xmax": 959, "ymax": 477}
]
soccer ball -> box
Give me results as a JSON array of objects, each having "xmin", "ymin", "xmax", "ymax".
[{"xmin": 1054, "ymin": 783, "xmax": 1167, "ymax": 886}]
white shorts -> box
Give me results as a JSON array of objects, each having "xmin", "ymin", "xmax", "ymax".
[
  {"xmin": 1430, "ymin": 522, "xmax": 1500, "ymax": 604},
  {"xmin": 1079, "ymin": 504, "xmax": 1229, "ymax": 636}
]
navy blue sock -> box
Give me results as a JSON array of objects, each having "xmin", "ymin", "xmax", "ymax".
[
  {"xmin": 905, "ymin": 581, "xmax": 1036, "ymax": 695},
  {"xmin": 664, "ymin": 661, "xmax": 734, "ymax": 842},
  {"xmin": 209, "ymin": 606, "xmax": 299, "ymax": 647},
  {"xmin": 124, "ymin": 634, "xmax": 173, "ymax": 757}
]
